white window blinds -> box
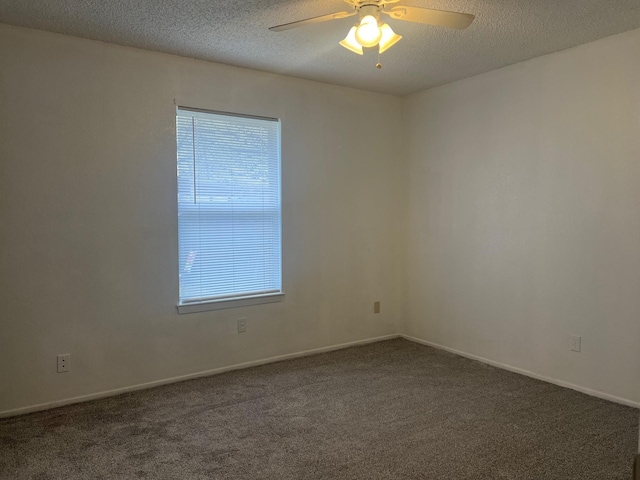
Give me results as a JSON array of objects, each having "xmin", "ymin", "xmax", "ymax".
[{"xmin": 176, "ymin": 107, "xmax": 282, "ymax": 305}]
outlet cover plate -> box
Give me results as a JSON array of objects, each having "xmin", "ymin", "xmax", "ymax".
[
  {"xmin": 237, "ymin": 318, "xmax": 247, "ymax": 333},
  {"xmin": 570, "ymin": 335, "xmax": 581, "ymax": 353},
  {"xmin": 57, "ymin": 354, "xmax": 70, "ymax": 373}
]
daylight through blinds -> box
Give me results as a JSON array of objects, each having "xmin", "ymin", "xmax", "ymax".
[{"xmin": 177, "ymin": 108, "xmax": 281, "ymax": 304}]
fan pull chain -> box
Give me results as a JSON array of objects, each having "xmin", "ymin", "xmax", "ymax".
[{"xmin": 376, "ymin": 51, "xmax": 382, "ymax": 69}]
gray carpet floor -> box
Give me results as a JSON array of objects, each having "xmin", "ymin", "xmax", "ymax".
[{"xmin": 0, "ymin": 339, "xmax": 637, "ymax": 479}]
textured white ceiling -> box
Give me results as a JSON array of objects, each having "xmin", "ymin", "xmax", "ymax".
[{"xmin": 1, "ymin": 0, "xmax": 640, "ymax": 95}]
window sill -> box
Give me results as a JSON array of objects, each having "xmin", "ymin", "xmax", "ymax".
[{"xmin": 177, "ymin": 292, "xmax": 285, "ymax": 314}]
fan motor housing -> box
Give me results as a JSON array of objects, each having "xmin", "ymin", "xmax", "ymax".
[{"xmin": 358, "ymin": 4, "xmax": 381, "ymax": 21}]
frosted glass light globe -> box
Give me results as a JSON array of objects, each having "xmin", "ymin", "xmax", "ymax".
[{"xmin": 355, "ymin": 15, "xmax": 382, "ymax": 48}]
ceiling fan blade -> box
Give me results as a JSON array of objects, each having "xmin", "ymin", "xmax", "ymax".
[
  {"xmin": 383, "ymin": 6, "xmax": 474, "ymax": 30},
  {"xmin": 269, "ymin": 10, "xmax": 356, "ymax": 32}
]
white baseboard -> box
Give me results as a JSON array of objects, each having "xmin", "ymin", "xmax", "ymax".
[
  {"xmin": 400, "ymin": 334, "xmax": 640, "ymax": 409},
  {"xmin": 4, "ymin": 333, "xmax": 637, "ymax": 418},
  {"xmin": 0, "ymin": 334, "xmax": 400, "ymax": 418}
]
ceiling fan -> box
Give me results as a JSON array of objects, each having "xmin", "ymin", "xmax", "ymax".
[{"xmin": 269, "ymin": 0, "xmax": 475, "ymax": 66}]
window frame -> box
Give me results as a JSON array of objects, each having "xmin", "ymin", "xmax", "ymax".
[{"xmin": 175, "ymin": 106, "xmax": 284, "ymax": 314}]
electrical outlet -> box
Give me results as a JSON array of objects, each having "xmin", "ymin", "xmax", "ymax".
[
  {"xmin": 237, "ymin": 318, "xmax": 247, "ymax": 334},
  {"xmin": 570, "ymin": 335, "xmax": 581, "ymax": 353},
  {"xmin": 373, "ymin": 301, "xmax": 380, "ymax": 314},
  {"xmin": 57, "ymin": 354, "xmax": 70, "ymax": 373}
]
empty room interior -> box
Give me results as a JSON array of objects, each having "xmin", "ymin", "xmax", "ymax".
[{"xmin": 1, "ymin": 1, "xmax": 640, "ymax": 478}]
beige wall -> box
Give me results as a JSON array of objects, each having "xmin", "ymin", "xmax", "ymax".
[
  {"xmin": 0, "ymin": 25, "xmax": 405, "ymax": 414},
  {"xmin": 2, "ymin": 22, "xmax": 640, "ymax": 415},
  {"xmin": 403, "ymin": 28, "xmax": 640, "ymax": 404}
]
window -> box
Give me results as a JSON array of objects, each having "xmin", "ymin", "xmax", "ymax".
[{"xmin": 176, "ymin": 107, "xmax": 282, "ymax": 313}]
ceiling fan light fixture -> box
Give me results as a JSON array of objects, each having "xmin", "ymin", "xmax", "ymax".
[
  {"xmin": 378, "ymin": 23, "xmax": 402, "ymax": 53},
  {"xmin": 354, "ymin": 14, "xmax": 382, "ymax": 47},
  {"xmin": 339, "ymin": 26, "xmax": 363, "ymax": 55},
  {"xmin": 269, "ymin": 1, "xmax": 475, "ymax": 62}
]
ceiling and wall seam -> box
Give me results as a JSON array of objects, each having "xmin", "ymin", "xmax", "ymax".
[{"xmin": 1, "ymin": 0, "xmax": 640, "ymax": 95}]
